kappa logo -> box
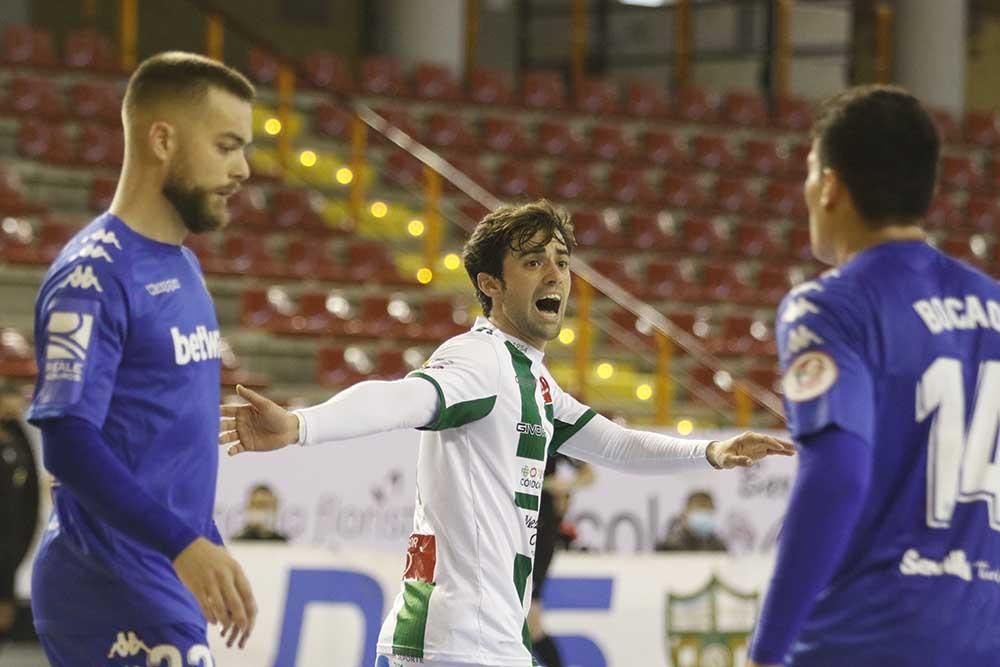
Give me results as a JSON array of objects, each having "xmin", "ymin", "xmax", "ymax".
[
  {"xmin": 73, "ymin": 243, "xmax": 114, "ymax": 264},
  {"xmin": 107, "ymin": 631, "xmax": 151, "ymax": 659},
  {"xmin": 785, "ymin": 324, "xmax": 823, "ymax": 354},
  {"xmin": 145, "ymin": 278, "xmax": 181, "ymax": 296},
  {"xmin": 781, "ymin": 297, "xmax": 819, "ymax": 323},
  {"xmin": 80, "ymin": 228, "xmax": 122, "ymax": 251},
  {"xmin": 56, "ymin": 264, "xmax": 103, "ymax": 293},
  {"xmin": 788, "ymin": 280, "xmax": 823, "ymax": 297}
]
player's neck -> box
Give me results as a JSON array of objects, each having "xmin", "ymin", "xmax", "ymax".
[
  {"xmin": 836, "ymin": 221, "xmax": 926, "ymax": 265},
  {"xmin": 108, "ymin": 166, "xmax": 188, "ymax": 246},
  {"xmin": 487, "ymin": 314, "xmax": 547, "ymax": 354}
]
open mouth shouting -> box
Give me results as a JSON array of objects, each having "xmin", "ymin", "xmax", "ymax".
[{"xmin": 534, "ymin": 293, "xmax": 563, "ymax": 320}]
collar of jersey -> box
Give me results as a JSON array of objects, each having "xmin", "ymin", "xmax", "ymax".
[{"xmin": 472, "ymin": 316, "xmax": 545, "ymax": 364}]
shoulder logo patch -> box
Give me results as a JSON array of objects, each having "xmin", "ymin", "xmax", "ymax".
[
  {"xmin": 56, "ymin": 264, "xmax": 103, "ymax": 293},
  {"xmin": 782, "ymin": 351, "xmax": 838, "ymax": 402}
]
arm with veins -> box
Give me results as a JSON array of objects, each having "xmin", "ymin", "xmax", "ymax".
[{"xmin": 558, "ymin": 413, "xmax": 713, "ymax": 473}]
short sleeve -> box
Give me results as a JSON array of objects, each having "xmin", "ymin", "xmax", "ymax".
[
  {"xmin": 547, "ymin": 377, "xmax": 596, "ymax": 455},
  {"xmin": 776, "ymin": 282, "xmax": 874, "ymax": 444},
  {"xmin": 408, "ymin": 334, "xmax": 499, "ymax": 431},
  {"xmin": 27, "ymin": 261, "xmax": 128, "ymax": 429}
]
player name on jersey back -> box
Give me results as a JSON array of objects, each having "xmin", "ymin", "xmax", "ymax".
[{"xmin": 912, "ymin": 294, "xmax": 1000, "ymax": 334}]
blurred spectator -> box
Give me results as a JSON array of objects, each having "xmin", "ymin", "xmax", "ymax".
[
  {"xmin": 0, "ymin": 389, "xmax": 39, "ymax": 637},
  {"xmin": 656, "ymin": 490, "xmax": 728, "ymax": 552},
  {"xmin": 232, "ymin": 483, "xmax": 288, "ymax": 542}
]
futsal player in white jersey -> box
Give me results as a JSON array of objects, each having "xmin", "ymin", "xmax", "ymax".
[{"xmin": 220, "ymin": 200, "xmax": 793, "ymax": 667}]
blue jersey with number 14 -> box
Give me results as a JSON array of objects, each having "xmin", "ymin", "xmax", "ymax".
[{"xmin": 777, "ymin": 240, "xmax": 1000, "ymax": 665}]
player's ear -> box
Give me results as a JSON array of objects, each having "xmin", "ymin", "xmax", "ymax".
[
  {"xmin": 147, "ymin": 120, "xmax": 176, "ymax": 163},
  {"xmin": 819, "ymin": 167, "xmax": 841, "ymax": 210},
  {"xmin": 477, "ymin": 272, "xmax": 502, "ymax": 301}
]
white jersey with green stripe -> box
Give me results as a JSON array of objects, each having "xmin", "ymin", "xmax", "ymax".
[{"xmin": 376, "ymin": 317, "xmax": 595, "ymax": 666}]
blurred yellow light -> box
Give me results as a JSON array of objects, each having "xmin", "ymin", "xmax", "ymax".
[
  {"xmin": 408, "ymin": 219, "xmax": 425, "ymax": 237},
  {"xmin": 677, "ymin": 418, "xmax": 694, "ymax": 435},
  {"xmin": 299, "ymin": 150, "xmax": 317, "ymax": 167},
  {"xmin": 370, "ymin": 201, "xmax": 388, "ymax": 218},
  {"xmin": 443, "ymin": 253, "xmax": 462, "ymax": 270},
  {"xmin": 335, "ymin": 167, "xmax": 354, "ymax": 185},
  {"xmin": 559, "ymin": 328, "xmax": 576, "ymax": 345},
  {"xmin": 636, "ymin": 384, "xmax": 653, "ymax": 401},
  {"xmin": 264, "ymin": 118, "xmax": 282, "ymax": 135},
  {"xmin": 416, "ymin": 267, "xmax": 433, "ymax": 284},
  {"xmin": 596, "ymin": 362, "xmax": 614, "ymax": 380}
]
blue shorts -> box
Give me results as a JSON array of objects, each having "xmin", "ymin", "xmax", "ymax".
[{"xmin": 39, "ymin": 622, "xmax": 211, "ymax": 667}]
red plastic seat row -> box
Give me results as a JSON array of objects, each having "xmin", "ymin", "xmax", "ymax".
[
  {"xmin": 2, "ymin": 26, "xmax": 118, "ymax": 71},
  {"xmin": 17, "ymin": 119, "xmax": 122, "ymax": 167}
]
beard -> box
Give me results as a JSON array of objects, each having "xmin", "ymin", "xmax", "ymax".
[{"xmin": 162, "ymin": 167, "xmax": 227, "ymax": 234}]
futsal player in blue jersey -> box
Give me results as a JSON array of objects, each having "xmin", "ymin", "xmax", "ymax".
[
  {"xmin": 26, "ymin": 52, "xmax": 258, "ymax": 665},
  {"xmin": 748, "ymin": 85, "xmax": 1000, "ymax": 666}
]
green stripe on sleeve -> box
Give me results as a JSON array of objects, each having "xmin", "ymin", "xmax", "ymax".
[
  {"xmin": 409, "ymin": 371, "xmax": 497, "ymax": 431},
  {"xmin": 392, "ymin": 580, "xmax": 435, "ymax": 659},
  {"xmin": 549, "ymin": 408, "xmax": 598, "ymax": 455}
]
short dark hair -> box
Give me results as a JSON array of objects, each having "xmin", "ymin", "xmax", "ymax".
[
  {"xmin": 811, "ymin": 85, "xmax": 939, "ymax": 228},
  {"xmin": 124, "ymin": 51, "xmax": 255, "ymax": 114},
  {"xmin": 462, "ymin": 200, "xmax": 576, "ymax": 316}
]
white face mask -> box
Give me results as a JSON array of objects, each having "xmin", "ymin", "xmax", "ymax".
[
  {"xmin": 245, "ymin": 509, "xmax": 277, "ymax": 530},
  {"xmin": 687, "ymin": 509, "xmax": 716, "ymax": 537}
]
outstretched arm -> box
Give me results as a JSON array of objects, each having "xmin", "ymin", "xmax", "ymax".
[
  {"xmin": 558, "ymin": 413, "xmax": 794, "ymax": 473},
  {"xmin": 220, "ymin": 378, "xmax": 439, "ymax": 455}
]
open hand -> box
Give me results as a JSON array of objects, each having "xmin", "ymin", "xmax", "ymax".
[
  {"xmin": 708, "ymin": 432, "xmax": 795, "ymax": 469},
  {"xmin": 219, "ymin": 385, "xmax": 300, "ymax": 456}
]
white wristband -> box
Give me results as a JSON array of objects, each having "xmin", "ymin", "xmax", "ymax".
[{"xmin": 294, "ymin": 410, "xmax": 307, "ymax": 447}]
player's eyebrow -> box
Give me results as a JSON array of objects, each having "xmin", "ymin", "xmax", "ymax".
[{"xmin": 218, "ymin": 132, "xmax": 251, "ymax": 147}]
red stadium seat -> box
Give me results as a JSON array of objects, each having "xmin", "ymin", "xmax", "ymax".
[
  {"xmin": 743, "ymin": 139, "xmax": 792, "ymax": 177},
  {"xmin": 247, "ymin": 47, "xmax": 279, "ymax": 86},
  {"xmin": 303, "ymin": 50, "xmax": 354, "ymax": 92},
  {"xmin": 0, "ymin": 327, "xmax": 36, "ymax": 379},
  {"xmin": 384, "ymin": 150, "xmax": 425, "ymax": 190},
  {"xmin": 570, "ymin": 211, "xmax": 617, "ymax": 249},
  {"xmin": 342, "ymin": 296, "xmax": 408, "ymax": 338},
  {"xmin": 346, "ymin": 240, "xmax": 408, "ymax": 284},
  {"xmin": 284, "ymin": 236, "xmax": 343, "ymax": 281},
  {"xmin": 316, "ymin": 346, "xmax": 369, "ymax": 387},
  {"xmin": 708, "ymin": 314, "xmax": 772, "ymax": 356},
  {"xmin": 747, "ymin": 365, "xmax": 781, "ymax": 395},
  {"xmin": 678, "ymin": 217, "xmax": 729, "ymax": 255},
  {"xmin": 607, "ymin": 308, "xmax": 656, "ymax": 349},
  {"xmin": 78, "ymin": 123, "xmax": 124, "ymax": 168},
  {"xmin": 0, "ymin": 218, "xmax": 38, "ymax": 264},
  {"xmin": 37, "ymin": 221, "xmax": 79, "ymax": 264},
  {"xmin": 2, "ymin": 25, "xmax": 56, "ymax": 67},
  {"xmin": 642, "ymin": 261, "xmax": 697, "ymax": 301},
  {"xmin": 495, "ymin": 161, "xmax": 544, "ymax": 199},
  {"xmin": 536, "ymin": 120, "xmax": 584, "ymax": 158},
  {"xmin": 522, "ymin": 71, "xmax": 566, "ymax": 110},
  {"xmin": 930, "ymin": 108, "xmax": 961, "ymax": 144},
  {"xmin": 764, "ymin": 181, "xmax": 808, "ymax": 219},
  {"xmin": 68, "ymin": 81, "xmax": 122, "ymax": 125},
  {"xmin": 607, "ymin": 167, "xmax": 658, "ymax": 208},
  {"xmin": 5, "ymin": 76, "xmax": 64, "ymax": 118},
  {"xmin": 64, "ymin": 28, "xmax": 116, "ymax": 72},
  {"xmin": 270, "ymin": 187, "xmax": 325, "ymax": 232},
  {"xmin": 408, "ymin": 297, "xmax": 465, "ymax": 342},
  {"xmin": 622, "ymin": 80, "xmax": 670, "ymax": 119},
  {"xmin": 691, "ymin": 134, "xmax": 739, "ymax": 172},
  {"xmin": 551, "ymin": 163, "xmax": 601, "ymax": 202},
  {"xmin": 925, "ymin": 197, "xmax": 962, "ymax": 229},
  {"xmin": 467, "ymin": 67, "xmax": 514, "ymax": 106},
  {"xmin": 964, "ymin": 111, "xmax": 1000, "ymax": 147},
  {"xmin": 575, "ymin": 78, "xmax": 619, "ymax": 115},
  {"xmin": 588, "ymin": 125, "xmax": 631, "ymax": 162},
  {"xmin": 314, "ymin": 101, "xmax": 352, "ymax": 140},
  {"xmin": 17, "ymin": 119, "xmax": 75, "ymax": 164},
  {"xmin": 699, "ymin": 264, "xmax": 755, "ymax": 305},
  {"xmin": 89, "ymin": 176, "xmax": 116, "ymax": 213},
  {"xmin": 756, "ymin": 265, "xmax": 791, "ymax": 304},
  {"xmin": 361, "ymin": 56, "xmax": 409, "ymax": 96},
  {"xmin": 0, "ymin": 167, "xmax": 44, "ymax": 216},
  {"xmin": 772, "ymin": 96, "xmax": 812, "ymax": 131},
  {"xmin": 722, "ymin": 92, "xmax": 768, "ymax": 127},
  {"xmin": 939, "ymin": 155, "xmax": 985, "ymax": 192},
  {"xmin": 787, "ymin": 225, "xmax": 813, "ymax": 260},
  {"xmin": 660, "ymin": 174, "xmax": 710, "ymax": 210},
  {"xmin": 480, "ymin": 116, "xmax": 529, "ymax": 155},
  {"xmin": 227, "ymin": 185, "xmax": 270, "ymax": 228},
  {"xmin": 413, "ymin": 63, "xmax": 461, "ymax": 101},
  {"xmin": 714, "ymin": 177, "xmax": 759, "ymax": 215},
  {"xmin": 442, "ymin": 156, "xmax": 492, "ymax": 194},
  {"xmin": 423, "ymin": 112, "xmax": 476, "ymax": 151},
  {"xmin": 966, "ymin": 196, "xmax": 1000, "ymax": 232},
  {"xmin": 371, "ymin": 349, "xmax": 410, "ymax": 380},
  {"xmin": 940, "ymin": 234, "xmax": 984, "ymax": 266},
  {"xmin": 627, "ymin": 213, "xmax": 673, "ymax": 251},
  {"xmin": 641, "ymin": 129, "xmax": 689, "ymax": 168},
  {"xmin": 270, "ymin": 290, "xmax": 343, "ymax": 336},
  {"xmin": 589, "ymin": 257, "xmax": 642, "ymax": 295},
  {"xmin": 673, "ymin": 87, "xmax": 720, "ymax": 123},
  {"xmin": 732, "ymin": 222, "xmax": 782, "ymax": 258}
]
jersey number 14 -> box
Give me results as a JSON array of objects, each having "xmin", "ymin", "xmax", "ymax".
[{"xmin": 917, "ymin": 358, "xmax": 1000, "ymax": 531}]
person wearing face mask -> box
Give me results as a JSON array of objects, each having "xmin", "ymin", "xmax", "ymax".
[
  {"xmin": 233, "ymin": 484, "xmax": 288, "ymax": 542},
  {"xmin": 656, "ymin": 490, "xmax": 728, "ymax": 552}
]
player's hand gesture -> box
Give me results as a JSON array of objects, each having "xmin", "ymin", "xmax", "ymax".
[
  {"xmin": 173, "ymin": 537, "xmax": 257, "ymax": 649},
  {"xmin": 708, "ymin": 432, "xmax": 795, "ymax": 469},
  {"xmin": 219, "ymin": 384, "xmax": 300, "ymax": 456}
]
